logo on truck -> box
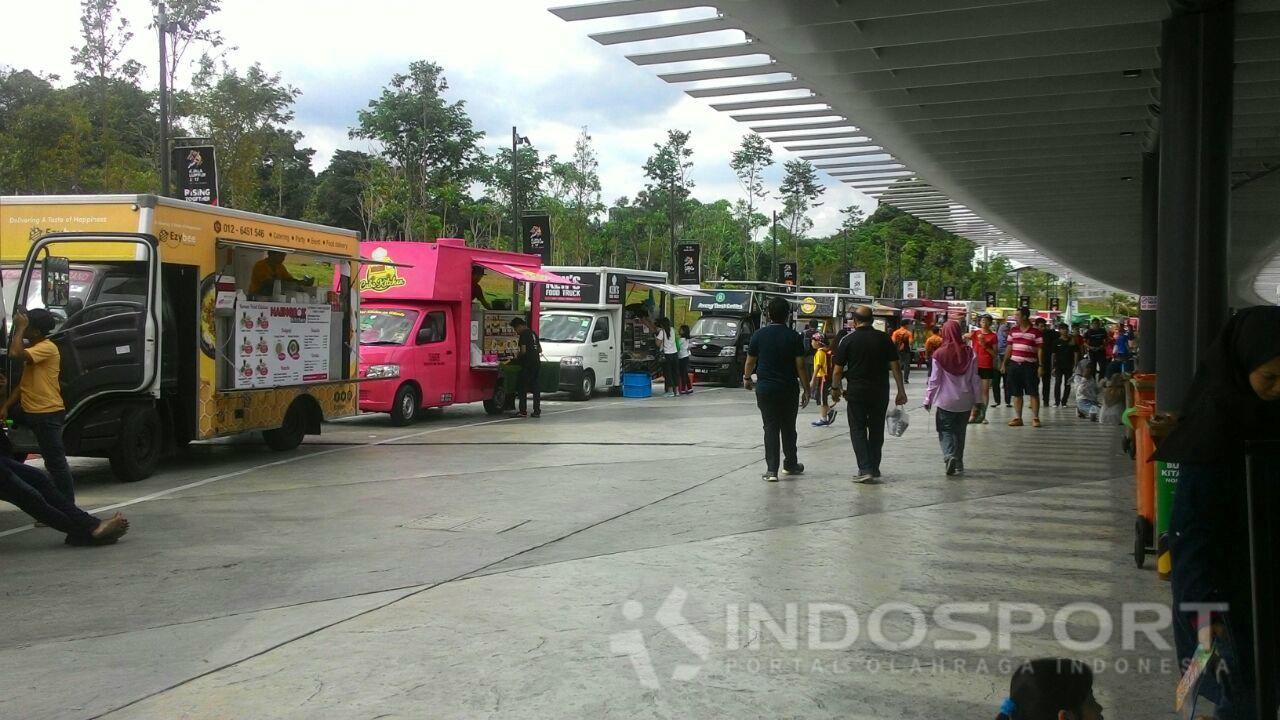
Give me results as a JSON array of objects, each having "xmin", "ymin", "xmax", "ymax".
[{"xmin": 359, "ymin": 246, "xmax": 407, "ymax": 292}]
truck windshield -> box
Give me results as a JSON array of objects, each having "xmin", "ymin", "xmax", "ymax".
[
  {"xmin": 541, "ymin": 314, "xmax": 593, "ymax": 343},
  {"xmin": 359, "ymin": 308, "xmax": 419, "ymax": 345},
  {"xmin": 691, "ymin": 317, "xmax": 739, "ymax": 339}
]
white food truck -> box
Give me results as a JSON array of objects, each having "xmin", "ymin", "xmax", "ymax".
[{"xmin": 535, "ymin": 267, "xmax": 705, "ymax": 400}]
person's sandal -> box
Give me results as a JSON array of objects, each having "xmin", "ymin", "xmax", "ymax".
[
  {"xmin": 1031, "ymin": 418, "xmax": 1042, "ymax": 428},
  {"xmin": 1007, "ymin": 418, "xmax": 1024, "ymax": 427}
]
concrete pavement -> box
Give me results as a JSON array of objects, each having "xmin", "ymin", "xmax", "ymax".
[{"xmin": 0, "ymin": 385, "xmax": 1174, "ymax": 719}]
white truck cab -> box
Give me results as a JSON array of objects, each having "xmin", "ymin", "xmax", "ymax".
[{"xmin": 536, "ymin": 267, "xmax": 698, "ymax": 400}]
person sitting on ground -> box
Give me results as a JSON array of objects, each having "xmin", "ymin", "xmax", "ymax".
[
  {"xmin": 1073, "ymin": 362, "xmax": 1101, "ymax": 422},
  {"xmin": 0, "ymin": 456, "xmax": 129, "ymax": 546},
  {"xmin": 923, "ymin": 320, "xmax": 981, "ymax": 476},
  {"xmin": 995, "ymin": 658, "xmax": 1103, "ymax": 720},
  {"xmin": 809, "ymin": 333, "xmax": 836, "ymax": 427},
  {"xmin": 1099, "ymin": 371, "xmax": 1127, "ymax": 425}
]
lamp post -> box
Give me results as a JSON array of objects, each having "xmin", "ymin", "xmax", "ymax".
[
  {"xmin": 511, "ymin": 126, "xmax": 530, "ymax": 253},
  {"xmin": 156, "ymin": 3, "xmax": 186, "ymax": 197}
]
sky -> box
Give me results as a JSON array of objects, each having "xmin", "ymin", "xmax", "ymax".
[{"xmin": 0, "ymin": 0, "xmax": 876, "ymax": 235}]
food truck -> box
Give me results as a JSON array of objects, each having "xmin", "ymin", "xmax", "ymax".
[
  {"xmin": 0, "ymin": 194, "xmax": 362, "ymax": 482},
  {"xmin": 687, "ymin": 288, "xmax": 764, "ymax": 387},
  {"xmin": 536, "ymin": 267, "xmax": 700, "ymax": 400},
  {"xmin": 357, "ymin": 239, "xmax": 574, "ymax": 423}
]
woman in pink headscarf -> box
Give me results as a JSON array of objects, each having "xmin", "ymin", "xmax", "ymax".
[{"xmin": 924, "ymin": 320, "xmax": 983, "ymax": 476}]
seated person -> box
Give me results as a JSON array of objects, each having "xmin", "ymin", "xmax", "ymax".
[
  {"xmin": 0, "ymin": 455, "xmax": 130, "ymax": 546},
  {"xmin": 1073, "ymin": 362, "xmax": 1101, "ymax": 421},
  {"xmin": 250, "ymin": 251, "xmax": 312, "ymax": 297}
]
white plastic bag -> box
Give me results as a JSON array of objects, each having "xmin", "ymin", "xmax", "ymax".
[{"xmin": 886, "ymin": 406, "xmax": 910, "ymax": 437}]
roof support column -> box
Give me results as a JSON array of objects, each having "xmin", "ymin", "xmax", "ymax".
[
  {"xmin": 1155, "ymin": 1, "xmax": 1234, "ymax": 412},
  {"xmin": 1138, "ymin": 148, "xmax": 1158, "ymax": 374}
]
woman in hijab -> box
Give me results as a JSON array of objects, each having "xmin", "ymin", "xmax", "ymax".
[
  {"xmin": 1155, "ymin": 306, "xmax": 1280, "ymax": 718},
  {"xmin": 924, "ymin": 320, "xmax": 982, "ymax": 476}
]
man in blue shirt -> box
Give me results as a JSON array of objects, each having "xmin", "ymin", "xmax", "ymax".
[
  {"xmin": 1108, "ymin": 324, "xmax": 1133, "ymax": 377},
  {"xmin": 744, "ymin": 296, "xmax": 811, "ymax": 482}
]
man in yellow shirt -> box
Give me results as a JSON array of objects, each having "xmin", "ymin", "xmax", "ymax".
[
  {"xmin": 249, "ymin": 251, "xmax": 310, "ymax": 297},
  {"xmin": 2, "ymin": 308, "xmax": 76, "ymax": 501},
  {"xmin": 891, "ymin": 319, "xmax": 915, "ymax": 384}
]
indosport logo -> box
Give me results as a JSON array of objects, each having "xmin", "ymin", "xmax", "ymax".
[
  {"xmin": 610, "ymin": 587, "xmax": 711, "ymax": 689},
  {"xmin": 359, "ymin": 246, "xmax": 407, "ymax": 292}
]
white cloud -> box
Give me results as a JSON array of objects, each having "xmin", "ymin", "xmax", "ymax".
[{"xmin": 1, "ymin": 0, "xmax": 877, "ymax": 234}]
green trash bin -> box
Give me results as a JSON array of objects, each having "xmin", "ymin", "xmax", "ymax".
[
  {"xmin": 501, "ymin": 361, "xmax": 561, "ymax": 403},
  {"xmin": 1154, "ymin": 459, "xmax": 1181, "ymax": 581}
]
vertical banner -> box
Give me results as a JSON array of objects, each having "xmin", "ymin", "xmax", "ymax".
[
  {"xmin": 1018, "ymin": 295, "xmax": 1031, "ymax": 309},
  {"xmin": 984, "ymin": 291, "xmax": 997, "ymax": 307},
  {"xmin": 942, "ymin": 285, "xmax": 957, "ymax": 301},
  {"xmin": 1049, "ymin": 297, "xmax": 1061, "ymax": 312},
  {"xmin": 848, "ymin": 271, "xmax": 867, "ymax": 296},
  {"xmin": 171, "ymin": 145, "xmax": 219, "ymax": 205},
  {"xmin": 604, "ymin": 272, "xmax": 624, "ymax": 304},
  {"xmin": 677, "ymin": 243, "xmax": 700, "ymax": 285},
  {"xmin": 778, "ymin": 262, "xmax": 797, "ymax": 291},
  {"xmin": 521, "ymin": 213, "xmax": 552, "ymax": 264},
  {"xmin": 902, "ymin": 280, "xmax": 918, "ymax": 300}
]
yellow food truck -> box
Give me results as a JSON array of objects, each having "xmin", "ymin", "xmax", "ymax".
[{"xmin": 0, "ymin": 194, "xmax": 361, "ymax": 481}]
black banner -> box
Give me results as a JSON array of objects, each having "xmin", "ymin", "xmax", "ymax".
[
  {"xmin": 778, "ymin": 262, "xmax": 797, "ymax": 291},
  {"xmin": 1019, "ymin": 295, "xmax": 1031, "ymax": 309},
  {"xmin": 521, "ymin": 213, "xmax": 552, "ymax": 264},
  {"xmin": 172, "ymin": 145, "xmax": 219, "ymax": 205},
  {"xmin": 984, "ymin": 291, "xmax": 997, "ymax": 307},
  {"xmin": 794, "ymin": 294, "xmax": 836, "ymax": 318},
  {"xmin": 691, "ymin": 290, "xmax": 751, "ymax": 314},
  {"xmin": 943, "ymin": 285, "xmax": 957, "ymax": 301},
  {"xmin": 539, "ymin": 271, "xmax": 600, "ymax": 305},
  {"xmin": 604, "ymin": 272, "xmax": 625, "ymax": 305},
  {"xmin": 677, "ymin": 243, "xmax": 700, "ymax": 285},
  {"xmin": 1049, "ymin": 297, "xmax": 1061, "ymax": 312}
]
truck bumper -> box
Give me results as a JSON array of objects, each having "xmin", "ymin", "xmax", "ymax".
[
  {"xmin": 358, "ymin": 377, "xmax": 399, "ymax": 413},
  {"xmin": 690, "ymin": 356, "xmax": 734, "ymax": 379},
  {"xmin": 557, "ymin": 364, "xmax": 583, "ymax": 392}
]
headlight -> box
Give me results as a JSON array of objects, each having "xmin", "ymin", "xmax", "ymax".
[
  {"xmin": 365, "ymin": 364, "xmax": 400, "ymax": 379},
  {"xmin": 719, "ymin": 346, "xmax": 737, "ymax": 357},
  {"xmin": 560, "ymin": 356, "xmax": 583, "ymax": 367}
]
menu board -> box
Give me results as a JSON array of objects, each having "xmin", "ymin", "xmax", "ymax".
[
  {"xmin": 233, "ymin": 301, "xmax": 331, "ymax": 389},
  {"xmin": 478, "ymin": 311, "xmax": 520, "ymax": 366}
]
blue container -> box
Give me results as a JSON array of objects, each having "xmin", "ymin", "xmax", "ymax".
[{"xmin": 621, "ymin": 372, "xmax": 652, "ymax": 398}]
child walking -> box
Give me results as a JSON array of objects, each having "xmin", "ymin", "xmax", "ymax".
[
  {"xmin": 809, "ymin": 333, "xmax": 837, "ymax": 426},
  {"xmin": 677, "ymin": 324, "xmax": 693, "ymax": 395}
]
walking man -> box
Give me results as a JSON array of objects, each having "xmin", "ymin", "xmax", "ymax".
[
  {"xmin": 1, "ymin": 309, "xmax": 76, "ymax": 502},
  {"xmin": 510, "ymin": 316, "xmax": 541, "ymax": 418},
  {"xmin": 891, "ymin": 319, "xmax": 914, "ymax": 384},
  {"xmin": 832, "ymin": 305, "xmax": 908, "ymax": 484},
  {"xmin": 1084, "ymin": 318, "xmax": 1108, "ymax": 377},
  {"xmin": 1035, "ymin": 317, "xmax": 1057, "ymax": 406},
  {"xmin": 1052, "ymin": 323, "xmax": 1079, "ymax": 406},
  {"xmin": 743, "ymin": 296, "xmax": 810, "ymax": 482},
  {"xmin": 1001, "ymin": 307, "xmax": 1045, "ymax": 428}
]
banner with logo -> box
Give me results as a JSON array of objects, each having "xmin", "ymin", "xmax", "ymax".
[
  {"xmin": 1019, "ymin": 295, "xmax": 1031, "ymax": 309},
  {"xmin": 691, "ymin": 290, "xmax": 751, "ymax": 314},
  {"xmin": 942, "ymin": 285, "xmax": 957, "ymax": 301},
  {"xmin": 984, "ymin": 291, "xmax": 997, "ymax": 307},
  {"xmin": 677, "ymin": 243, "xmax": 700, "ymax": 285},
  {"xmin": 171, "ymin": 145, "xmax": 219, "ymax": 205},
  {"xmin": 521, "ymin": 213, "xmax": 552, "ymax": 264},
  {"xmin": 848, "ymin": 271, "xmax": 867, "ymax": 296},
  {"xmin": 902, "ymin": 280, "xmax": 918, "ymax": 300},
  {"xmin": 778, "ymin": 262, "xmax": 797, "ymax": 291},
  {"xmin": 1049, "ymin": 297, "xmax": 1061, "ymax": 312},
  {"xmin": 604, "ymin": 272, "xmax": 625, "ymax": 304},
  {"xmin": 539, "ymin": 271, "xmax": 600, "ymax": 304},
  {"xmin": 794, "ymin": 295, "xmax": 836, "ymax": 318}
]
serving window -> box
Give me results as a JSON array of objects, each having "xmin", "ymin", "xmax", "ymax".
[{"xmin": 210, "ymin": 242, "xmax": 355, "ymax": 391}]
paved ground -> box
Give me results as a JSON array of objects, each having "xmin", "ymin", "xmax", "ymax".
[{"xmin": 0, "ymin": 382, "xmax": 1177, "ymax": 719}]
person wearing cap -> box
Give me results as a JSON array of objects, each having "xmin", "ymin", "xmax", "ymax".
[
  {"xmin": 809, "ymin": 332, "xmax": 837, "ymax": 427},
  {"xmin": 1, "ymin": 308, "xmax": 76, "ymax": 501}
]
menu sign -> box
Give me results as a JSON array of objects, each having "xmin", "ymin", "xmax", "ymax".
[
  {"xmin": 604, "ymin": 272, "xmax": 625, "ymax": 304},
  {"xmin": 540, "ymin": 272, "xmax": 600, "ymax": 304},
  {"xmin": 233, "ymin": 301, "xmax": 330, "ymax": 389},
  {"xmin": 690, "ymin": 290, "xmax": 751, "ymax": 314}
]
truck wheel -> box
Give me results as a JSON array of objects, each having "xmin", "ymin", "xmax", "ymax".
[
  {"xmin": 723, "ymin": 363, "xmax": 743, "ymax": 388},
  {"xmin": 109, "ymin": 406, "xmax": 162, "ymax": 483},
  {"xmin": 572, "ymin": 371, "xmax": 595, "ymax": 401},
  {"xmin": 263, "ymin": 400, "xmax": 308, "ymax": 452},
  {"xmin": 390, "ymin": 384, "xmax": 419, "ymax": 426},
  {"xmin": 483, "ymin": 381, "xmax": 507, "ymax": 415}
]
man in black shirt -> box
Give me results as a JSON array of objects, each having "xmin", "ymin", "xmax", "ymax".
[
  {"xmin": 1035, "ymin": 318, "xmax": 1057, "ymax": 405},
  {"xmin": 831, "ymin": 305, "xmax": 908, "ymax": 484},
  {"xmin": 1051, "ymin": 323, "xmax": 1079, "ymax": 406},
  {"xmin": 1083, "ymin": 318, "xmax": 1108, "ymax": 377},
  {"xmin": 510, "ymin": 316, "xmax": 541, "ymax": 418},
  {"xmin": 744, "ymin": 296, "xmax": 811, "ymax": 482}
]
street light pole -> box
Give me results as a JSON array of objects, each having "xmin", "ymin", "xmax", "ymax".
[
  {"xmin": 511, "ymin": 126, "xmax": 520, "ymax": 253},
  {"xmin": 769, "ymin": 210, "xmax": 778, "ymax": 282},
  {"xmin": 157, "ymin": 2, "xmax": 170, "ymax": 197}
]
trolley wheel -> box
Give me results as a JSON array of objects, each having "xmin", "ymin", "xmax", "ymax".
[
  {"xmin": 109, "ymin": 406, "xmax": 162, "ymax": 482},
  {"xmin": 390, "ymin": 384, "xmax": 419, "ymax": 426},
  {"xmin": 1134, "ymin": 516, "xmax": 1150, "ymax": 568}
]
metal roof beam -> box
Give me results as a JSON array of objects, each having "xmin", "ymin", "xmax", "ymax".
[
  {"xmin": 549, "ymin": 0, "xmax": 696, "ymax": 22},
  {"xmin": 591, "ymin": 16, "xmax": 732, "ymax": 45}
]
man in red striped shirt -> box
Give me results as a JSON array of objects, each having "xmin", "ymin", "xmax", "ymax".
[{"xmin": 1000, "ymin": 307, "xmax": 1045, "ymax": 428}]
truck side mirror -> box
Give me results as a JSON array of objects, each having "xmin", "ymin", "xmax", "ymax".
[{"xmin": 41, "ymin": 256, "xmax": 72, "ymax": 308}]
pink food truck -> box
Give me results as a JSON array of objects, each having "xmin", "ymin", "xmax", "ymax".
[{"xmin": 356, "ymin": 239, "xmax": 575, "ymax": 424}]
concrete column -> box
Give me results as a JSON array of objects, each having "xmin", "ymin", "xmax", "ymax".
[
  {"xmin": 1138, "ymin": 149, "xmax": 1158, "ymax": 374},
  {"xmin": 1155, "ymin": 2, "xmax": 1234, "ymax": 412}
]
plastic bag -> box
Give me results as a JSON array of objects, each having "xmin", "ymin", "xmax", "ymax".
[{"xmin": 886, "ymin": 406, "xmax": 910, "ymax": 437}]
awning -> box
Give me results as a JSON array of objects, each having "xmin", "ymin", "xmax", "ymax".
[
  {"xmin": 358, "ymin": 256, "xmax": 414, "ymax": 268},
  {"xmin": 636, "ymin": 282, "xmax": 709, "ymax": 297},
  {"xmin": 476, "ymin": 261, "xmax": 579, "ymax": 285}
]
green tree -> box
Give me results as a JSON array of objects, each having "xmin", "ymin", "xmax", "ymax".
[
  {"xmin": 351, "ymin": 61, "xmax": 484, "ymax": 240},
  {"xmin": 642, "ymin": 129, "xmax": 694, "ymax": 278},
  {"xmin": 307, "ymin": 149, "xmax": 374, "ymax": 231},
  {"xmin": 151, "ymin": 0, "xmax": 227, "ymax": 93},
  {"xmin": 70, "ymin": 0, "xmax": 143, "ymax": 84},
  {"xmin": 778, "ymin": 159, "xmax": 824, "ymax": 276},
  {"xmin": 729, "ymin": 133, "xmax": 772, "ymax": 266},
  {"xmin": 255, "ymin": 127, "xmax": 314, "ymax": 218}
]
